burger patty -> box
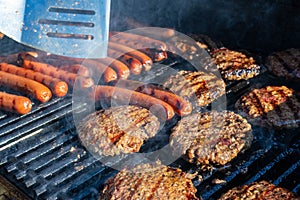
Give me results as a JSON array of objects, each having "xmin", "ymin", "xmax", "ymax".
[
  {"xmin": 235, "ymin": 86, "xmax": 300, "ymax": 129},
  {"xmin": 77, "ymin": 105, "xmax": 160, "ymax": 156},
  {"xmin": 163, "ymin": 70, "xmax": 225, "ymax": 107},
  {"xmin": 99, "ymin": 162, "xmax": 200, "ymax": 200},
  {"xmin": 265, "ymin": 48, "xmax": 300, "ymax": 81},
  {"xmin": 211, "ymin": 48, "xmax": 261, "ymax": 81},
  {"xmin": 170, "ymin": 111, "xmax": 253, "ymax": 166},
  {"xmin": 218, "ymin": 181, "xmax": 298, "ymax": 200}
]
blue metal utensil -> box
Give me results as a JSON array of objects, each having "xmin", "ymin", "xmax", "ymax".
[{"xmin": 0, "ymin": 0, "xmax": 111, "ymax": 58}]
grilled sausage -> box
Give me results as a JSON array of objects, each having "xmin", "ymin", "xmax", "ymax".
[
  {"xmin": 98, "ymin": 57, "xmax": 130, "ymax": 79},
  {"xmin": 112, "ymin": 79, "xmax": 192, "ymax": 116},
  {"xmin": 0, "ymin": 92, "xmax": 32, "ymax": 114},
  {"xmin": 139, "ymin": 48, "xmax": 168, "ymax": 62},
  {"xmin": 109, "ymin": 33, "xmax": 168, "ymax": 62},
  {"xmin": 91, "ymin": 85, "xmax": 175, "ymax": 120},
  {"xmin": 122, "ymin": 28, "xmax": 175, "ymax": 40},
  {"xmin": 109, "ymin": 42, "xmax": 153, "ymax": 71},
  {"xmin": 0, "ymin": 63, "xmax": 68, "ymax": 97},
  {"xmin": 18, "ymin": 53, "xmax": 95, "ymax": 88},
  {"xmin": 19, "ymin": 52, "xmax": 117, "ymax": 83},
  {"xmin": 107, "ymin": 48, "xmax": 143, "ymax": 75},
  {"xmin": 109, "ymin": 31, "xmax": 167, "ymax": 51},
  {"xmin": 0, "ymin": 71, "xmax": 52, "ymax": 103},
  {"xmin": 59, "ymin": 64, "xmax": 91, "ymax": 77}
]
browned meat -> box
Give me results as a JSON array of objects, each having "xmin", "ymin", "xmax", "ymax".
[
  {"xmin": 211, "ymin": 48, "xmax": 261, "ymax": 81},
  {"xmin": 77, "ymin": 105, "xmax": 160, "ymax": 156},
  {"xmin": 170, "ymin": 111, "xmax": 253, "ymax": 166},
  {"xmin": 235, "ymin": 86, "xmax": 300, "ymax": 129},
  {"xmin": 265, "ymin": 48, "xmax": 300, "ymax": 81},
  {"xmin": 218, "ymin": 181, "xmax": 298, "ymax": 200},
  {"xmin": 170, "ymin": 36, "xmax": 209, "ymax": 60},
  {"xmin": 99, "ymin": 162, "xmax": 200, "ymax": 200},
  {"xmin": 163, "ymin": 70, "xmax": 225, "ymax": 107}
]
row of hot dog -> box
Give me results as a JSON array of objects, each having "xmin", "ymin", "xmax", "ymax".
[{"xmin": 0, "ymin": 32, "xmax": 192, "ymax": 118}]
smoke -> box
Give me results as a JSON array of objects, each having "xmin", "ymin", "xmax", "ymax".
[{"xmin": 109, "ymin": 0, "xmax": 300, "ymax": 54}]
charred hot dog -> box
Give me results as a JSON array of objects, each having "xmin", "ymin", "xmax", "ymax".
[
  {"xmin": 0, "ymin": 71, "xmax": 52, "ymax": 103},
  {"xmin": 0, "ymin": 63, "xmax": 68, "ymax": 97},
  {"xmin": 112, "ymin": 79, "xmax": 192, "ymax": 116},
  {"xmin": 18, "ymin": 53, "xmax": 95, "ymax": 88},
  {"xmin": 0, "ymin": 92, "xmax": 32, "ymax": 114},
  {"xmin": 91, "ymin": 85, "xmax": 175, "ymax": 120}
]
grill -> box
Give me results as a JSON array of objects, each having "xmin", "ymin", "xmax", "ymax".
[{"xmin": 0, "ymin": 3, "xmax": 300, "ymax": 199}]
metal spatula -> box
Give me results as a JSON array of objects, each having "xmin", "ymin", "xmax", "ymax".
[{"xmin": 0, "ymin": 0, "xmax": 110, "ymax": 58}]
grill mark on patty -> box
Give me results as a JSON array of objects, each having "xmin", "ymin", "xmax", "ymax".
[
  {"xmin": 272, "ymin": 53, "xmax": 296, "ymax": 73},
  {"xmin": 111, "ymin": 112, "xmax": 151, "ymax": 144},
  {"xmin": 146, "ymin": 172, "xmax": 164, "ymax": 200},
  {"xmin": 251, "ymin": 89, "xmax": 265, "ymax": 118},
  {"xmin": 163, "ymin": 70, "xmax": 225, "ymax": 107},
  {"xmin": 259, "ymin": 184, "xmax": 277, "ymax": 199},
  {"xmin": 129, "ymin": 176, "xmax": 144, "ymax": 198},
  {"xmin": 281, "ymin": 51, "xmax": 300, "ymax": 67},
  {"xmin": 267, "ymin": 88, "xmax": 286, "ymax": 120}
]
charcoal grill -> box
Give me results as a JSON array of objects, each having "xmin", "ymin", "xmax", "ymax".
[{"xmin": 0, "ymin": 1, "xmax": 300, "ymax": 199}]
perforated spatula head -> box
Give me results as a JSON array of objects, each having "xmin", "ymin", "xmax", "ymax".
[{"xmin": 0, "ymin": 0, "xmax": 110, "ymax": 58}]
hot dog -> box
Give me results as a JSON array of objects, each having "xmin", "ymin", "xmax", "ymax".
[
  {"xmin": 107, "ymin": 48, "xmax": 143, "ymax": 75},
  {"xmin": 0, "ymin": 92, "xmax": 32, "ymax": 114},
  {"xmin": 18, "ymin": 53, "xmax": 95, "ymax": 88},
  {"xmin": 109, "ymin": 42, "xmax": 153, "ymax": 71},
  {"xmin": 59, "ymin": 64, "xmax": 90, "ymax": 77},
  {"xmin": 109, "ymin": 34, "xmax": 168, "ymax": 62},
  {"xmin": 98, "ymin": 57, "xmax": 130, "ymax": 79},
  {"xmin": 138, "ymin": 49, "xmax": 168, "ymax": 62},
  {"xmin": 0, "ymin": 63, "xmax": 68, "ymax": 97},
  {"xmin": 19, "ymin": 52, "xmax": 117, "ymax": 83},
  {"xmin": 112, "ymin": 79, "xmax": 192, "ymax": 116},
  {"xmin": 109, "ymin": 32, "xmax": 167, "ymax": 51},
  {"xmin": 0, "ymin": 71, "xmax": 52, "ymax": 103},
  {"xmin": 91, "ymin": 85, "xmax": 175, "ymax": 120}
]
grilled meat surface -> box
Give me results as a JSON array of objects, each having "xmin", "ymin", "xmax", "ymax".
[
  {"xmin": 211, "ymin": 48, "xmax": 261, "ymax": 81},
  {"xmin": 236, "ymin": 86, "xmax": 300, "ymax": 129},
  {"xmin": 170, "ymin": 111, "xmax": 253, "ymax": 166},
  {"xmin": 218, "ymin": 181, "xmax": 298, "ymax": 200},
  {"xmin": 77, "ymin": 105, "xmax": 160, "ymax": 156},
  {"xmin": 163, "ymin": 70, "xmax": 225, "ymax": 107},
  {"xmin": 99, "ymin": 162, "xmax": 200, "ymax": 200},
  {"xmin": 265, "ymin": 48, "xmax": 300, "ymax": 81}
]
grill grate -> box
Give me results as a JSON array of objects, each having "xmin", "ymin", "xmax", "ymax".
[{"xmin": 0, "ymin": 37, "xmax": 299, "ymax": 200}]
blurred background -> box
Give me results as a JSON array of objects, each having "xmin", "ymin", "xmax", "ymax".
[{"xmin": 109, "ymin": 0, "xmax": 300, "ymax": 55}]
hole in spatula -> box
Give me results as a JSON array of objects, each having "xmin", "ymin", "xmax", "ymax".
[
  {"xmin": 47, "ymin": 32, "xmax": 94, "ymax": 40},
  {"xmin": 38, "ymin": 19, "xmax": 94, "ymax": 28},
  {"xmin": 48, "ymin": 7, "xmax": 96, "ymax": 15}
]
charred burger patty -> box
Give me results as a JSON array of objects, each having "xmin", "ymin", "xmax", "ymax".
[
  {"xmin": 235, "ymin": 86, "xmax": 300, "ymax": 129},
  {"xmin": 77, "ymin": 105, "xmax": 160, "ymax": 156},
  {"xmin": 211, "ymin": 48, "xmax": 261, "ymax": 81},
  {"xmin": 170, "ymin": 111, "xmax": 253, "ymax": 166},
  {"xmin": 99, "ymin": 163, "xmax": 200, "ymax": 200},
  {"xmin": 265, "ymin": 48, "xmax": 300, "ymax": 81},
  {"xmin": 218, "ymin": 180, "xmax": 298, "ymax": 200}
]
